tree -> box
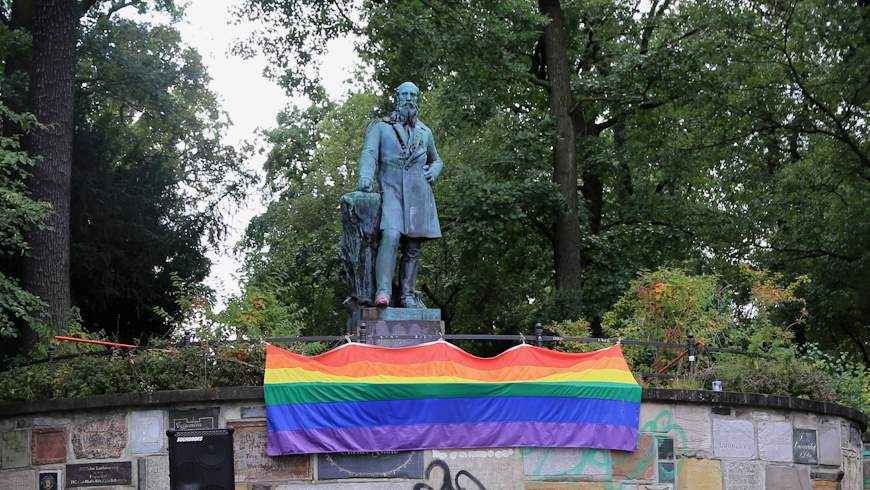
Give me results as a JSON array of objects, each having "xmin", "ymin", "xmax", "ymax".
[{"xmin": 19, "ymin": 0, "xmax": 78, "ymax": 350}]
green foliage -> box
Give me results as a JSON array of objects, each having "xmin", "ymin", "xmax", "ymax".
[
  {"xmin": 0, "ymin": 99, "xmax": 48, "ymax": 341},
  {"xmin": 68, "ymin": 16, "xmax": 255, "ymax": 342},
  {"xmin": 800, "ymin": 343, "xmax": 870, "ymax": 414},
  {"xmin": 698, "ymin": 354, "xmax": 836, "ymax": 405},
  {"xmin": 0, "ymin": 343, "xmax": 267, "ymax": 402}
]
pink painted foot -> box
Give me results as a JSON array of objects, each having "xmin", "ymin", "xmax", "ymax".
[{"xmin": 374, "ymin": 294, "xmax": 390, "ymax": 307}]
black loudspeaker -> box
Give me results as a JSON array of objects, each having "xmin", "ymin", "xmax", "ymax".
[{"xmin": 167, "ymin": 428, "xmax": 235, "ymax": 490}]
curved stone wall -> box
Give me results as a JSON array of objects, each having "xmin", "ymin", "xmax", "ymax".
[{"xmin": 0, "ymin": 387, "xmax": 864, "ymax": 489}]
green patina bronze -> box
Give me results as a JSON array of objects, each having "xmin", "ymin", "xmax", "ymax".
[{"xmin": 341, "ymin": 82, "xmax": 444, "ymax": 311}]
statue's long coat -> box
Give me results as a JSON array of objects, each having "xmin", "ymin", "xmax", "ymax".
[{"xmin": 358, "ymin": 117, "xmax": 444, "ymax": 238}]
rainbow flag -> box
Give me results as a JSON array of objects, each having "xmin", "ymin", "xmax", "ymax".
[{"xmin": 265, "ymin": 341, "xmax": 641, "ymax": 455}]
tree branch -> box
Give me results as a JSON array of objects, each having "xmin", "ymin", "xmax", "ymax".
[{"xmin": 79, "ymin": 0, "xmax": 100, "ymax": 15}]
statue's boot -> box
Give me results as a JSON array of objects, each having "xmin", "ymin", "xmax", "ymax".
[
  {"xmin": 375, "ymin": 230, "xmax": 401, "ymax": 306},
  {"xmin": 399, "ymin": 239, "xmax": 423, "ymax": 308}
]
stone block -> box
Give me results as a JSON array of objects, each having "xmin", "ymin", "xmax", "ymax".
[
  {"xmin": 357, "ymin": 319, "xmax": 445, "ymax": 347},
  {"xmin": 428, "ymin": 449, "xmax": 522, "ymax": 490},
  {"xmin": 72, "ymin": 414, "xmax": 127, "ymax": 459},
  {"xmin": 129, "ymin": 410, "xmax": 163, "ymax": 455},
  {"xmin": 140, "ymin": 455, "xmax": 169, "ymax": 490},
  {"xmin": 713, "ymin": 418, "xmax": 756, "ymax": 459},
  {"xmin": 818, "ymin": 423, "xmax": 841, "ymax": 466},
  {"xmin": 0, "ymin": 469, "xmax": 34, "ymax": 488},
  {"xmin": 277, "ymin": 484, "xmax": 413, "ymax": 490},
  {"xmin": 842, "ymin": 454, "xmax": 861, "ymax": 490},
  {"xmin": 811, "ymin": 481, "xmax": 838, "ymax": 490},
  {"xmin": 32, "ymin": 427, "xmax": 66, "ymax": 465},
  {"xmin": 240, "ymin": 405, "xmax": 266, "ymax": 419},
  {"xmin": 524, "ymin": 483, "xmax": 607, "ymax": 489},
  {"xmin": 362, "ymin": 307, "xmax": 441, "ymax": 321},
  {"xmin": 612, "ymin": 433, "xmax": 656, "ymax": 480},
  {"xmin": 1, "ymin": 429, "xmax": 30, "ymax": 468},
  {"xmin": 230, "ymin": 422, "xmax": 311, "ymax": 481},
  {"xmin": 318, "ymin": 450, "xmax": 422, "ymax": 479},
  {"xmin": 758, "ymin": 420, "xmax": 792, "ymax": 462},
  {"xmin": 722, "ymin": 460, "xmax": 763, "ymax": 490},
  {"xmin": 793, "ymin": 413, "xmax": 818, "ymax": 430},
  {"xmin": 764, "ymin": 466, "xmax": 809, "ymax": 490},
  {"xmin": 639, "ymin": 404, "xmax": 672, "ymax": 434},
  {"xmin": 671, "ymin": 404, "xmax": 712, "ymax": 455},
  {"xmin": 522, "ymin": 448, "xmax": 612, "ymax": 480},
  {"xmin": 676, "ymin": 458, "xmax": 721, "ymax": 490}
]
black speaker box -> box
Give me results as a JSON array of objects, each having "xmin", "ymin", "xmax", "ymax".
[{"xmin": 167, "ymin": 427, "xmax": 235, "ymax": 490}]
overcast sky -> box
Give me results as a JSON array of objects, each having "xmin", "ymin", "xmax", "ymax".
[{"xmin": 166, "ymin": 0, "xmax": 358, "ymax": 306}]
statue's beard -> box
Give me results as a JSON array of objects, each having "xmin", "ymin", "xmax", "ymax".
[{"xmin": 395, "ymin": 102, "xmax": 418, "ymax": 127}]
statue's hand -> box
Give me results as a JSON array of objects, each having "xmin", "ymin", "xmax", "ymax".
[
  {"xmin": 423, "ymin": 164, "xmax": 435, "ymax": 184},
  {"xmin": 356, "ymin": 176, "xmax": 374, "ymax": 192}
]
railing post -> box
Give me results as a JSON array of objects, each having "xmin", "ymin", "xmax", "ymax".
[
  {"xmin": 687, "ymin": 331, "xmax": 696, "ymax": 381},
  {"xmin": 47, "ymin": 344, "xmax": 56, "ymax": 382},
  {"xmin": 359, "ymin": 322, "xmax": 367, "ymax": 345},
  {"xmin": 535, "ymin": 323, "xmax": 544, "ymax": 347}
]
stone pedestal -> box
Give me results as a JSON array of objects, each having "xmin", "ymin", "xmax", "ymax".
[{"xmin": 355, "ymin": 307, "xmax": 443, "ymax": 347}]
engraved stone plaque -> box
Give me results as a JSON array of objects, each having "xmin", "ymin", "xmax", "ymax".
[
  {"xmin": 723, "ymin": 460, "xmax": 763, "ymax": 490},
  {"xmin": 714, "ymin": 419, "xmax": 756, "ymax": 459},
  {"xmin": 1, "ymin": 429, "xmax": 30, "ymax": 468},
  {"xmin": 169, "ymin": 407, "xmax": 220, "ymax": 430},
  {"xmin": 66, "ymin": 461, "xmax": 132, "ymax": 487},
  {"xmin": 71, "ymin": 415, "xmax": 126, "ymax": 459},
  {"xmin": 230, "ymin": 422, "xmax": 310, "ymax": 481},
  {"xmin": 793, "ymin": 428, "xmax": 818, "ymax": 464},
  {"xmin": 32, "ymin": 428, "xmax": 66, "ymax": 464},
  {"xmin": 130, "ymin": 410, "xmax": 164, "ymax": 455},
  {"xmin": 318, "ymin": 451, "xmax": 424, "ymax": 479}
]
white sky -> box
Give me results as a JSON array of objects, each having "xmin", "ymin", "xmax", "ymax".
[{"xmin": 169, "ymin": 0, "xmax": 359, "ymax": 307}]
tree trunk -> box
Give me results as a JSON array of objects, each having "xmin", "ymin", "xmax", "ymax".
[
  {"xmin": 20, "ymin": 0, "xmax": 79, "ymax": 351},
  {"xmin": 539, "ymin": 0, "xmax": 583, "ymax": 308}
]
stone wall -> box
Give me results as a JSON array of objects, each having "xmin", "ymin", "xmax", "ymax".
[{"xmin": 0, "ymin": 387, "xmax": 864, "ymax": 489}]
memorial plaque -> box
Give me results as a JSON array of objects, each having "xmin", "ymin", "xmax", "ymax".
[
  {"xmin": 1, "ymin": 429, "xmax": 30, "ymax": 468},
  {"xmin": 71, "ymin": 415, "xmax": 126, "ymax": 459},
  {"xmin": 38, "ymin": 470, "xmax": 61, "ymax": 490},
  {"xmin": 66, "ymin": 461, "xmax": 132, "ymax": 487},
  {"xmin": 230, "ymin": 422, "xmax": 310, "ymax": 481},
  {"xmin": 723, "ymin": 460, "xmax": 763, "ymax": 490},
  {"xmin": 130, "ymin": 410, "xmax": 164, "ymax": 454},
  {"xmin": 240, "ymin": 405, "xmax": 266, "ymax": 419},
  {"xmin": 793, "ymin": 428, "xmax": 818, "ymax": 464},
  {"xmin": 32, "ymin": 428, "xmax": 66, "ymax": 464},
  {"xmin": 713, "ymin": 419, "xmax": 756, "ymax": 459},
  {"xmin": 758, "ymin": 420, "xmax": 792, "ymax": 462},
  {"xmin": 318, "ymin": 451, "xmax": 424, "ymax": 479},
  {"xmin": 169, "ymin": 407, "xmax": 220, "ymax": 430}
]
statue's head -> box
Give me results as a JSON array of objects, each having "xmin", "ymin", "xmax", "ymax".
[{"xmin": 393, "ymin": 81, "xmax": 419, "ymax": 126}]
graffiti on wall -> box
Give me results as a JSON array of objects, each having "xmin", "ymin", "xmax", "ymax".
[
  {"xmin": 520, "ymin": 408, "xmax": 687, "ymax": 489},
  {"xmin": 413, "ymin": 459, "xmax": 487, "ymax": 490}
]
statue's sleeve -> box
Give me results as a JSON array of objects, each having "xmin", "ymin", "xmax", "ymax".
[
  {"xmin": 426, "ymin": 130, "xmax": 444, "ymax": 181},
  {"xmin": 358, "ymin": 121, "xmax": 380, "ymax": 185}
]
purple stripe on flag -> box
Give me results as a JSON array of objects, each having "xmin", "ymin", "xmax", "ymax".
[{"xmin": 267, "ymin": 421, "xmax": 638, "ymax": 455}]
